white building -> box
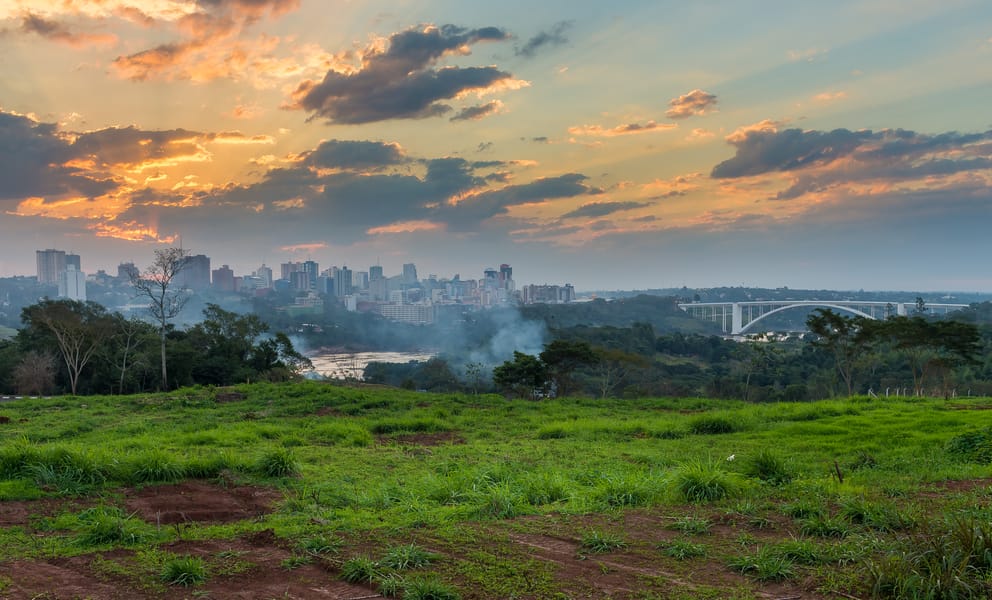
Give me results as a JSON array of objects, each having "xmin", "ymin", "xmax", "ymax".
[{"xmin": 58, "ymin": 265, "xmax": 86, "ymax": 301}]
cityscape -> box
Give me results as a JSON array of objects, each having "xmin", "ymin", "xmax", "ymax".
[{"xmin": 30, "ymin": 247, "xmax": 576, "ymax": 324}]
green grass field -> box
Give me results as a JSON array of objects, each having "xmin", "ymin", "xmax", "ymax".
[{"xmin": 1, "ymin": 382, "xmax": 991, "ymax": 598}]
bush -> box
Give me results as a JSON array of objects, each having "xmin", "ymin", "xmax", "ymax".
[
  {"xmin": 946, "ymin": 428, "xmax": 992, "ymax": 464},
  {"xmin": 255, "ymin": 448, "xmax": 299, "ymax": 477},
  {"xmin": 743, "ymin": 449, "xmax": 793, "ymax": 485},
  {"xmin": 161, "ymin": 555, "xmax": 207, "ymax": 587},
  {"xmin": 687, "ymin": 415, "xmax": 742, "ymax": 435},
  {"xmin": 673, "ymin": 460, "xmax": 737, "ymax": 503},
  {"xmin": 593, "ymin": 472, "xmax": 659, "ymax": 508}
]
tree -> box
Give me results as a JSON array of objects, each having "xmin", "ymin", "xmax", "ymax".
[
  {"xmin": 875, "ymin": 316, "xmax": 980, "ymax": 396},
  {"xmin": 493, "ymin": 351, "xmax": 547, "ymax": 398},
  {"xmin": 539, "ymin": 339, "xmax": 598, "ymax": 397},
  {"xmin": 130, "ymin": 247, "xmax": 190, "ymax": 389},
  {"xmin": 20, "ymin": 300, "xmax": 113, "ymax": 395},
  {"xmin": 806, "ymin": 309, "xmax": 873, "ymax": 397},
  {"xmin": 594, "ymin": 348, "xmax": 646, "ymax": 398},
  {"xmin": 111, "ymin": 315, "xmax": 153, "ymax": 394},
  {"xmin": 12, "ymin": 350, "xmax": 56, "ymax": 395}
]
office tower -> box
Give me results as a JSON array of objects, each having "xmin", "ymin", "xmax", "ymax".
[
  {"xmin": 212, "ymin": 264, "xmax": 235, "ymax": 292},
  {"xmin": 402, "ymin": 263, "xmax": 417, "ymax": 285},
  {"xmin": 36, "ymin": 249, "xmax": 66, "ymax": 284},
  {"xmin": 500, "ymin": 264, "xmax": 513, "ymax": 290},
  {"xmin": 118, "ymin": 262, "xmax": 139, "ymax": 280},
  {"xmin": 65, "ymin": 253, "xmax": 81, "ymax": 272},
  {"xmin": 302, "ymin": 260, "xmax": 319, "ymax": 290},
  {"xmin": 58, "ymin": 265, "xmax": 86, "ymax": 301},
  {"xmin": 254, "ymin": 264, "xmax": 273, "ymax": 289},
  {"xmin": 334, "ymin": 266, "xmax": 352, "ymax": 297},
  {"xmin": 177, "ymin": 254, "xmax": 211, "ymax": 289},
  {"xmin": 353, "ymin": 271, "xmax": 369, "ymax": 290},
  {"xmin": 281, "ymin": 261, "xmax": 303, "ymax": 280},
  {"xmin": 369, "ymin": 265, "xmax": 384, "ymax": 281}
]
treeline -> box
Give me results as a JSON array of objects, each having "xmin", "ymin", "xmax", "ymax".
[
  {"xmin": 0, "ymin": 300, "xmax": 310, "ymax": 396},
  {"xmin": 364, "ymin": 305, "xmax": 992, "ymax": 401}
]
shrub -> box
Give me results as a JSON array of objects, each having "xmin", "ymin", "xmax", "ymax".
[
  {"xmin": 687, "ymin": 415, "xmax": 741, "ymax": 435},
  {"xmin": 340, "ymin": 556, "xmax": 380, "ymax": 584},
  {"xmin": 946, "ymin": 428, "xmax": 992, "ymax": 464},
  {"xmin": 661, "ymin": 539, "xmax": 707, "ymax": 560},
  {"xmin": 743, "ymin": 449, "xmax": 793, "ymax": 485},
  {"xmin": 580, "ymin": 530, "xmax": 627, "ymax": 554},
  {"xmin": 381, "ymin": 544, "xmax": 436, "ymax": 570},
  {"xmin": 369, "ymin": 418, "xmax": 448, "ymax": 435},
  {"xmin": 522, "ymin": 472, "xmax": 571, "ymax": 505},
  {"xmin": 161, "ymin": 555, "xmax": 207, "ymax": 587},
  {"xmin": 673, "ymin": 460, "xmax": 737, "ymax": 503},
  {"xmin": 255, "ymin": 448, "xmax": 299, "ymax": 477}
]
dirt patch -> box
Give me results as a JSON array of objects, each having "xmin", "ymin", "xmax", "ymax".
[
  {"xmin": 934, "ymin": 478, "xmax": 992, "ymax": 493},
  {"xmin": 123, "ymin": 481, "xmax": 281, "ymax": 524},
  {"xmin": 0, "ymin": 415, "xmax": 11, "ymax": 424},
  {"xmin": 380, "ymin": 431, "xmax": 465, "ymax": 446},
  {"xmin": 315, "ymin": 406, "xmax": 344, "ymax": 417},
  {"xmin": 214, "ymin": 391, "xmax": 245, "ymax": 403},
  {"xmin": 0, "ymin": 498, "xmax": 92, "ymax": 527}
]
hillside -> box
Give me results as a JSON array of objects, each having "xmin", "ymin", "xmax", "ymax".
[{"xmin": 1, "ymin": 383, "xmax": 991, "ymax": 598}]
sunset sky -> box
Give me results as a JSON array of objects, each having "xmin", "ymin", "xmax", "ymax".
[{"xmin": 2, "ymin": 0, "xmax": 991, "ymax": 291}]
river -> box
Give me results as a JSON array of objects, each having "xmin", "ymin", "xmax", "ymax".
[{"xmin": 307, "ymin": 350, "xmax": 436, "ymax": 380}]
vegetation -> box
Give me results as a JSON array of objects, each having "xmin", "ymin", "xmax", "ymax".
[{"xmin": 0, "ymin": 381, "xmax": 991, "ymax": 596}]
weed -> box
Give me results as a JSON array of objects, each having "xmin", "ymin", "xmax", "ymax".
[
  {"xmin": 255, "ymin": 448, "xmax": 299, "ymax": 477},
  {"xmin": 782, "ymin": 499, "xmax": 825, "ymax": 519},
  {"xmin": 522, "ymin": 471, "xmax": 572, "ymax": 505},
  {"xmin": 729, "ymin": 547, "xmax": 796, "ymax": 581},
  {"xmin": 472, "ymin": 482, "xmax": 526, "ymax": 519},
  {"xmin": 946, "ymin": 427, "xmax": 992, "ymax": 463},
  {"xmin": 742, "ymin": 449, "xmax": 793, "ymax": 485},
  {"xmin": 800, "ymin": 515, "xmax": 850, "ymax": 538},
  {"xmin": 280, "ymin": 555, "xmax": 312, "ymax": 569},
  {"xmin": 298, "ymin": 534, "xmax": 343, "ymax": 556},
  {"xmin": 673, "ymin": 459, "xmax": 737, "ymax": 503},
  {"xmin": 849, "ymin": 450, "xmax": 878, "ymax": 471},
  {"xmin": 381, "ymin": 544, "xmax": 436, "ymax": 570},
  {"xmin": 767, "ymin": 538, "xmax": 832, "ymax": 565},
  {"xmin": 661, "ymin": 539, "xmax": 707, "ymax": 560},
  {"xmin": 161, "ymin": 555, "xmax": 207, "ymax": 587},
  {"xmin": 340, "ymin": 556, "xmax": 380, "ymax": 584},
  {"xmin": 840, "ymin": 496, "xmax": 913, "ymax": 532},
  {"xmin": 75, "ymin": 507, "xmax": 145, "ymax": 546},
  {"xmin": 580, "ymin": 530, "xmax": 627, "ymax": 554},
  {"xmin": 670, "ymin": 515, "xmax": 711, "ymax": 535},
  {"xmin": 378, "ymin": 573, "xmax": 405, "ymax": 597},
  {"xmin": 403, "ymin": 575, "xmax": 460, "ymax": 600},
  {"xmin": 593, "ymin": 472, "xmax": 659, "ymax": 508},
  {"xmin": 122, "ymin": 450, "xmax": 185, "ymax": 484}
]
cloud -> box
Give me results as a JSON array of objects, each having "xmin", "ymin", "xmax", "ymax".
[
  {"xmin": 568, "ymin": 120, "xmax": 676, "ymax": 138},
  {"xmin": 451, "ymin": 100, "xmax": 504, "ymax": 122},
  {"xmin": 441, "ymin": 173, "xmax": 599, "ymax": 230},
  {"xmin": 287, "ymin": 24, "xmax": 526, "ymax": 124},
  {"xmin": 813, "ymin": 91, "xmax": 847, "ymax": 102},
  {"xmin": 20, "ymin": 13, "xmax": 117, "ymax": 47},
  {"xmin": 666, "ymin": 89, "xmax": 718, "ymax": 119},
  {"xmin": 515, "ymin": 21, "xmax": 572, "ymax": 58},
  {"xmin": 301, "ymin": 139, "xmax": 407, "ymax": 170},
  {"xmin": 561, "ymin": 201, "xmax": 650, "ymax": 219},
  {"xmin": 710, "ymin": 123, "xmax": 992, "ymax": 201}
]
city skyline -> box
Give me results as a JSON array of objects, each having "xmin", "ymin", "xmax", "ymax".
[{"xmin": 2, "ymin": 1, "xmax": 992, "ymax": 291}]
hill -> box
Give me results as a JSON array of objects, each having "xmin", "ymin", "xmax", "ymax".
[{"xmin": 0, "ymin": 383, "xmax": 991, "ymax": 598}]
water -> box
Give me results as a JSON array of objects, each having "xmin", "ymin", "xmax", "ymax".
[{"xmin": 307, "ymin": 351, "xmax": 435, "ymax": 380}]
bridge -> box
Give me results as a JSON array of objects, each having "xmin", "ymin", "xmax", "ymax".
[{"xmin": 678, "ymin": 300, "xmax": 970, "ymax": 335}]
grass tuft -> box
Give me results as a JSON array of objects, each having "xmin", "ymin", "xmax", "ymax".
[
  {"xmin": 660, "ymin": 539, "xmax": 707, "ymax": 560},
  {"xmin": 673, "ymin": 459, "xmax": 737, "ymax": 503},
  {"xmin": 729, "ymin": 546, "xmax": 796, "ymax": 581},
  {"xmin": 340, "ymin": 555, "xmax": 380, "ymax": 584},
  {"xmin": 160, "ymin": 555, "xmax": 207, "ymax": 587},
  {"xmin": 580, "ymin": 530, "xmax": 627, "ymax": 554},
  {"xmin": 255, "ymin": 448, "xmax": 299, "ymax": 477},
  {"xmin": 742, "ymin": 449, "xmax": 793, "ymax": 485},
  {"xmin": 381, "ymin": 544, "xmax": 436, "ymax": 570}
]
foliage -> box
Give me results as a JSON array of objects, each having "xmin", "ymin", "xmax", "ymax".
[
  {"xmin": 492, "ymin": 351, "xmax": 548, "ymax": 398},
  {"xmin": 673, "ymin": 459, "xmax": 737, "ymax": 503},
  {"xmin": 580, "ymin": 530, "xmax": 627, "ymax": 554},
  {"xmin": 381, "ymin": 544, "xmax": 436, "ymax": 570},
  {"xmin": 256, "ymin": 448, "xmax": 299, "ymax": 477},
  {"xmin": 687, "ymin": 415, "xmax": 741, "ymax": 435},
  {"xmin": 946, "ymin": 427, "xmax": 992, "ymax": 464},
  {"xmin": 670, "ymin": 515, "xmax": 712, "ymax": 535},
  {"xmin": 340, "ymin": 555, "xmax": 381, "ymax": 584},
  {"xmin": 743, "ymin": 449, "xmax": 794, "ymax": 485},
  {"xmin": 402, "ymin": 576, "xmax": 461, "ymax": 600},
  {"xmin": 728, "ymin": 546, "xmax": 796, "ymax": 581},
  {"xmin": 661, "ymin": 539, "xmax": 707, "ymax": 560},
  {"xmin": 130, "ymin": 247, "xmax": 192, "ymax": 390},
  {"xmin": 160, "ymin": 555, "xmax": 207, "ymax": 587}
]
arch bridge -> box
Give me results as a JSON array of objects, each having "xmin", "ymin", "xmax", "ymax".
[{"xmin": 677, "ymin": 300, "xmax": 969, "ymax": 335}]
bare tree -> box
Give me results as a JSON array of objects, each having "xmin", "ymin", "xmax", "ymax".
[
  {"xmin": 130, "ymin": 247, "xmax": 190, "ymax": 390},
  {"xmin": 114, "ymin": 315, "xmax": 149, "ymax": 394},
  {"xmin": 22, "ymin": 300, "xmax": 112, "ymax": 395},
  {"xmin": 13, "ymin": 350, "xmax": 56, "ymax": 396}
]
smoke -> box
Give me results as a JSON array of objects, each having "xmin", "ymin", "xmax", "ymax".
[{"xmin": 456, "ymin": 307, "xmax": 548, "ymax": 375}]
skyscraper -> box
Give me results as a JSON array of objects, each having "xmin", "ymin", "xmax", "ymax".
[
  {"xmin": 212, "ymin": 264, "xmax": 235, "ymax": 291},
  {"xmin": 369, "ymin": 265, "xmax": 384, "ymax": 281},
  {"xmin": 402, "ymin": 263, "xmax": 418, "ymax": 285},
  {"xmin": 36, "ymin": 249, "xmax": 66, "ymax": 284},
  {"xmin": 65, "ymin": 253, "xmax": 81, "ymax": 272},
  {"xmin": 254, "ymin": 264, "xmax": 273, "ymax": 289},
  {"xmin": 177, "ymin": 254, "xmax": 211, "ymax": 289},
  {"xmin": 58, "ymin": 265, "xmax": 86, "ymax": 301},
  {"xmin": 334, "ymin": 266, "xmax": 352, "ymax": 297}
]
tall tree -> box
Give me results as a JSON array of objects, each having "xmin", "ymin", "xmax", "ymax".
[
  {"xmin": 539, "ymin": 339, "xmax": 598, "ymax": 397},
  {"xmin": 130, "ymin": 247, "xmax": 190, "ymax": 390},
  {"xmin": 493, "ymin": 351, "xmax": 547, "ymax": 398},
  {"xmin": 20, "ymin": 300, "xmax": 112, "ymax": 395},
  {"xmin": 876, "ymin": 316, "xmax": 980, "ymax": 396},
  {"xmin": 806, "ymin": 309, "xmax": 873, "ymax": 397}
]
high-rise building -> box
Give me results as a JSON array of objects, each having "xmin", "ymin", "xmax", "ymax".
[
  {"xmin": 353, "ymin": 271, "xmax": 369, "ymax": 291},
  {"xmin": 177, "ymin": 254, "xmax": 211, "ymax": 289},
  {"xmin": 500, "ymin": 264, "xmax": 513, "ymax": 291},
  {"xmin": 212, "ymin": 264, "xmax": 235, "ymax": 292},
  {"xmin": 281, "ymin": 261, "xmax": 303, "ymax": 280},
  {"xmin": 334, "ymin": 266, "xmax": 352, "ymax": 297},
  {"xmin": 402, "ymin": 263, "xmax": 418, "ymax": 285},
  {"xmin": 254, "ymin": 264, "xmax": 273, "ymax": 289},
  {"xmin": 65, "ymin": 253, "xmax": 81, "ymax": 272},
  {"xmin": 302, "ymin": 260, "xmax": 319, "ymax": 290},
  {"xmin": 36, "ymin": 249, "xmax": 66, "ymax": 284},
  {"xmin": 369, "ymin": 265, "xmax": 384, "ymax": 281},
  {"xmin": 118, "ymin": 262, "xmax": 139, "ymax": 280},
  {"xmin": 58, "ymin": 265, "xmax": 86, "ymax": 301}
]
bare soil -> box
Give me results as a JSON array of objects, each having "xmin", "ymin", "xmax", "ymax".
[{"xmin": 122, "ymin": 480, "xmax": 283, "ymax": 524}]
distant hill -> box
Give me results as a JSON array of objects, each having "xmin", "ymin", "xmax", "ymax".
[{"xmin": 521, "ymin": 294, "xmax": 720, "ymax": 334}]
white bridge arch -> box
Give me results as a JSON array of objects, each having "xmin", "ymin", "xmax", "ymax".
[{"xmin": 677, "ymin": 300, "xmax": 968, "ymax": 335}]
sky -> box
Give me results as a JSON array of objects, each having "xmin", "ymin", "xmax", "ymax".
[{"xmin": 1, "ymin": 0, "xmax": 991, "ymax": 292}]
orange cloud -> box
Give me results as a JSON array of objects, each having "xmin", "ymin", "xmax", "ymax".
[
  {"xmin": 368, "ymin": 220, "xmax": 444, "ymax": 235},
  {"xmin": 568, "ymin": 120, "xmax": 676, "ymax": 138}
]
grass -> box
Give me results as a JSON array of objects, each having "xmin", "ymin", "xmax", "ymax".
[
  {"xmin": 160, "ymin": 555, "xmax": 207, "ymax": 587},
  {"xmin": 1, "ymin": 383, "xmax": 992, "ymax": 597}
]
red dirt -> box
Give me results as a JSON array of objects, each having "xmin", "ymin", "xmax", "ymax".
[
  {"xmin": 0, "ymin": 498, "xmax": 93, "ymax": 527},
  {"xmin": 122, "ymin": 480, "xmax": 282, "ymax": 524}
]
